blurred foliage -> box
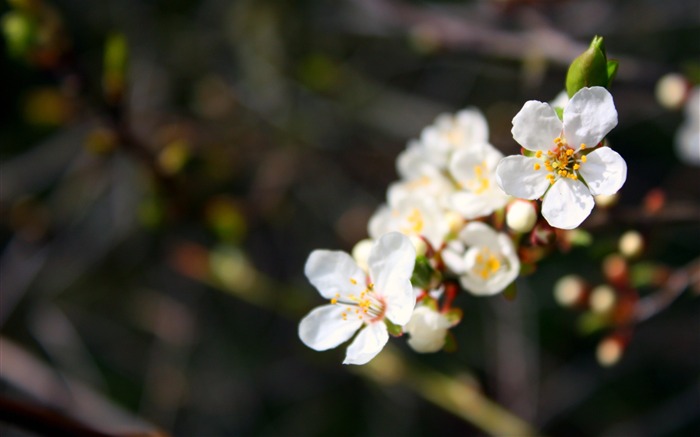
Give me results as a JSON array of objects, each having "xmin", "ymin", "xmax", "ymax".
[{"xmin": 1, "ymin": 0, "xmax": 699, "ymax": 436}]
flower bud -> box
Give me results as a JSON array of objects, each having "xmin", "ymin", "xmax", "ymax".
[
  {"xmin": 404, "ymin": 305, "xmax": 451, "ymax": 353},
  {"xmin": 589, "ymin": 284, "xmax": 616, "ymax": 314},
  {"xmin": 618, "ymin": 230, "xmax": 644, "ymax": 259},
  {"xmin": 351, "ymin": 239, "xmax": 374, "ymax": 273},
  {"xmin": 554, "ymin": 275, "xmax": 586, "ymax": 307},
  {"xmin": 409, "ymin": 235, "xmax": 428, "ymax": 257},
  {"xmin": 565, "ymin": 36, "xmax": 614, "ymax": 97},
  {"xmin": 506, "ymin": 200, "xmax": 537, "ymax": 233},
  {"xmin": 655, "ymin": 73, "xmax": 688, "ymax": 110},
  {"xmin": 597, "ymin": 336, "xmax": 623, "ymax": 367}
]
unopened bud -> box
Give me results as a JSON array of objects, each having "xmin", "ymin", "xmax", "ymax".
[
  {"xmin": 554, "ymin": 275, "xmax": 586, "ymax": 307},
  {"xmin": 655, "ymin": 73, "xmax": 688, "ymax": 110},
  {"xmin": 589, "ymin": 285, "xmax": 616, "ymax": 314},
  {"xmin": 618, "ymin": 230, "xmax": 644, "ymax": 258},
  {"xmin": 352, "ymin": 239, "xmax": 374, "ymax": 273},
  {"xmin": 597, "ymin": 336, "xmax": 623, "ymax": 367},
  {"xmin": 566, "ymin": 36, "xmax": 612, "ymax": 97},
  {"xmin": 409, "ymin": 236, "xmax": 428, "ymax": 257},
  {"xmin": 506, "ymin": 200, "xmax": 537, "ymax": 233}
]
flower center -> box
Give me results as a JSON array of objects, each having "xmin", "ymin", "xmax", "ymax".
[
  {"xmin": 469, "ymin": 161, "xmax": 491, "ymax": 194},
  {"xmin": 533, "ymin": 137, "xmax": 587, "ymax": 184},
  {"xmin": 330, "ymin": 281, "xmax": 386, "ymax": 323},
  {"xmin": 401, "ymin": 208, "xmax": 425, "ymax": 234},
  {"xmin": 473, "ymin": 247, "xmax": 502, "ymax": 280}
]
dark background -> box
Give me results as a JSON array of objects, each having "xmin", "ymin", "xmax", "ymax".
[{"xmin": 1, "ymin": 0, "xmax": 699, "ymax": 436}]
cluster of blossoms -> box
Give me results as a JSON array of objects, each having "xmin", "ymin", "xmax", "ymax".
[{"xmin": 299, "ymin": 86, "xmax": 628, "ymax": 365}]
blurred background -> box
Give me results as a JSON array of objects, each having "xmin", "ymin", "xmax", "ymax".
[{"xmin": 1, "ymin": 0, "xmax": 699, "ymax": 436}]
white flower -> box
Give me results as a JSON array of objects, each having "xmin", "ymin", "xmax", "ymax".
[
  {"xmin": 449, "ymin": 143, "xmax": 510, "ymax": 219},
  {"xmin": 299, "ymin": 232, "xmax": 416, "ymax": 365},
  {"xmin": 404, "ymin": 305, "xmax": 451, "ymax": 353},
  {"xmin": 419, "ymin": 108, "xmax": 489, "ymax": 170},
  {"xmin": 442, "ymin": 222, "xmax": 520, "ymax": 296},
  {"xmin": 368, "ymin": 195, "xmax": 450, "ymax": 249},
  {"xmin": 496, "ymin": 86, "xmax": 627, "ymax": 229},
  {"xmin": 675, "ymin": 86, "xmax": 700, "ymax": 166}
]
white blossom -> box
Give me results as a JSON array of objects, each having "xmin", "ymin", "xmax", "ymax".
[
  {"xmin": 442, "ymin": 222, "xmax": 520, "ymax": 296},
  {"xmin": 299, "ymin": 232, "xmax": 416, "ymax": 365},
  {"xmin": 368, "ymin": 194, "xmax": 450, "ymax": 249},
  {"xmin": 496, "ymin": 86, "xmax": 627, "ymax": 229},
  {"xmin": 404, "ymin": 305, "xmax": 451, "ymax": 353},
  {"xmin": 418, "ymin": 108, "xmax": 490, "ymax": 170},
  {"xmin": 449, "ymin": 143, "xmax": 510, "ymax": 219}
]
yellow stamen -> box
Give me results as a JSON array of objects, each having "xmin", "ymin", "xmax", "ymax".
[
  {"xmin": 573, "ymin": 164, "xmax": 580, "ymax": 170},
  {"xmin": 534, "ymin": 163, "xmax": 541, "ymax": 171},
  {"xmin": 535, "ymin": 151, "xmax": 543, "ymax": 158},
  {"xmin": 581, "ymin": 155, "xmax": 588, "ymax": 162},
  {"xmin": 566, "ymin": 149, "xmax": 574, "ymax": 156},
  {"xmin": 350, "ymin": 278, "xmax": 357, "ymax": 285},
  {"xmin": 580, "ymin": 144, "xmax": 587, "ymax": 150}
]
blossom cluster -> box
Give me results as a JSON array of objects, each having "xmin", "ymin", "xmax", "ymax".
[{"xmin": 299, "ymin": 86, "xmax": 627, "ymax": 364}]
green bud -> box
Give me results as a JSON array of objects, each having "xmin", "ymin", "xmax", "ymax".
[
  {"xmin": 566, "ymin": 35, "xmax": 610, "ymax": 97},
  {"xmin": 410, "ymin": 255, "xmax": 434, "ymax": 289}
]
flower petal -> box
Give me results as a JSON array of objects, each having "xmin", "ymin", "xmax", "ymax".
[
  {"xmin": 541, "ymin": 178, "xmax": 594, "ymax": 229},
  {"xmin": 305, "ymin": 250, "xmax": 366, "ymax": 300},
  {"xmin": 368, "ymin": 232, "xmax": 416, "ymax": 325},
  {"xmin": 343, "ymin": 322, "xmax": 389, "ymax": 365},
  {"xmin": 511, "ymin": 100, "xmax": 562, "ymax": 151},
  {"xmin": 578, "ymin": 147, "xmax": 627, "ymax": 195},
  {"xmin": 496, "ymin": 156, "xmax": 550, "ymax": 200},
  {"xmin": 563, "ymin": 87, "xmax": 617, "ymax": 148},
  {"xmin": 298, "ymin": 304, "xmax": 363, "ymax": 351}
]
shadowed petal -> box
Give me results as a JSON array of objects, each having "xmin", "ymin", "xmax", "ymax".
[
  {"xmin": 343, "ymin": 322, "xmax": 389, "ymax": 365},
  {"xmin": 299, "ymin": 305, "xmax": 363, "ymax": 351},
  {"xmin": 305, "ymin": 250, "xmax": 366, "ymax": 300},
  {"xmin": 563, "ymin": 87, "xmax": 617, "ymax": 148},
  {"xmin": 496, "ymin": 156, "xmax": 550, "ymax": 200},
  {"xmin": 578, "ymin": 147, "xmax": 627, "ymax": 195},
  {"xmin": 542, "ymin": 178, "xmax": 594, "ymax": 229},
  {"xmin": 512, "ymin": 101, "xmax": 562, "ymax": 151}
]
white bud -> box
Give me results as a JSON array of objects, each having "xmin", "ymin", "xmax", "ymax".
[
  {"xmin": 589, "ymin": 285, "xmax": 616, "ymax": 314},
  {"xmin": 618, "ymin": 230, "xmax": 644, "ymax": 258},
  {"xmin": 404, "ymin": 306, "xmax": 451, "ymax": 353},
  {"xmin": 409, "ymin": 235, "xmax": 428, "ymax": 257},
  {"xmin": 506, "ymin": 200, "xmax": 537, "ymax": 233},
  {"xmin": 597, "ymin": 337, "xmax": 623, "ymax": 367},
  {"xmin": 554, "ymin": 275, "xmax": 585, "ymax": 307},
  {"xmin": 655, "ymin": 73, "xmax": 688, "ymax": 110},
  {"xmin": 351, "ymin": 239, "xmax": 374, "ymax": 273}
]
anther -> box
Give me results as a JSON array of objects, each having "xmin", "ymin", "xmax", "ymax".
[
  {"xmin": 581, "ymin": 155, "xmax": 588, "ymax": 162},
  {"xmin": 534, "ymin": 163, "xmax": 541, "ymax": 171}
]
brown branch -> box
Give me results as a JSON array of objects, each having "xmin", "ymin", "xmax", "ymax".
[{"xmin": 633, "ymin": 258, "xmax": 700, "ymax": 323}]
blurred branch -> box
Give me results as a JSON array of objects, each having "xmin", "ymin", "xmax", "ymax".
[
  {"xmin": 0, "ymin": 337, "xmax": 167, "ymax": 437},
  {"xmin": 169, "ymin": 241, "xmax": 540, "ymax": 436},
  {"xmin": 349, "ymin": 0, "xmax": 659, "ymax": 81},
  {"xmin": 633, "ymin": 257, "xmax": 700, "ymax": 323}
]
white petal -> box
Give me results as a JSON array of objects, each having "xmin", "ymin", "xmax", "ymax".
[
  {"xmin": 368, "ymin": 233, "xmax": 416, "ymax": 325},
  {"xmin": 541, "ymin": 178, "xmax": 594, "ymax": 229},
  {"xmin": 458, "ymin": 221, "xmax": 499, "ymax": 248},
  {"xmin": 450, "ymin": 190, "xmax": 508, "ymax": 219},
  {"xmin": 367, "ymin": 205, "xmax": 391, "ymax": 239},
  {"xmin": 343, "ymin": 322, "xmax": 389, "ymax": 365},
  {"xmin": 578, "ymin": 147, "xmax": 627, "ymax": 195},
  {"xmin": 511, "ymin": 100, "xmax": 562, "ymax": 151},
  {"xmin": 563, "ymin": 87, "xmax": 618, "ymax": 148},
  {"xmin": 305, "ymin": 250, "xmax": 366, "ymax": 300},
  {"xmin": 496, "ymin": 156, "xmax": 550, "ymax": 200},
  {"xmin": 442, "ymin": 242, "xmax": 466, "ymax": 274},
  {"xmin": 298, "ymin": 305, "xmax": 363, "ymax": 351}
]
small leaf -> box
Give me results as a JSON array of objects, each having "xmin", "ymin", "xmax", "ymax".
[
  {"xmin": 385, "ymin": 319, "xmax": 403, "ymax": 337},
  {"xmin": 606, "ymin": 60, "xmax": 619, "ymax": 86}
]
